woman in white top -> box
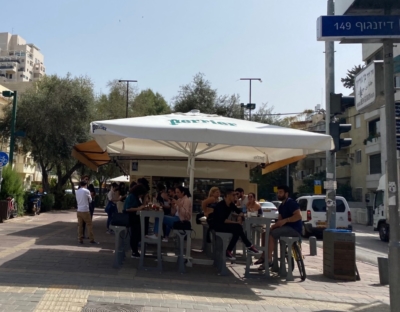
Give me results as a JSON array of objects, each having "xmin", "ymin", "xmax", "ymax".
[{"xmin": 246, "ymin": 193, "xmax": 261, "ymax": 217}]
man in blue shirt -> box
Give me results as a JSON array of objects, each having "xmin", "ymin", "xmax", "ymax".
[{"xmin": 255, "ymin": 185, "xmax": 302, "ymax": 270}]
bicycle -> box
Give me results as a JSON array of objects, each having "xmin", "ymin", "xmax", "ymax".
[
  {"xmin": 286, "ymin": 240, "xmax": 306, "ymax": 281},
  {"xmin": 6, "ymin": 196, "xmax": 18, "ymax": 220}
]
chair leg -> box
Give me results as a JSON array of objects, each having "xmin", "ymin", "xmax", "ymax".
[
  {"xmin": 286, "ymin": 243, "xmax": 294, "ymax": 282},
  {"xmin": 178, "ymin": 234, "xmax": 186, "ymax": 273},
  {"xmin": 279, "ymin": 240, "xmax": 287, "ymax": 277},
  {"xmin": 272, "ymin": 240, "xmax": 280, "ymax": 273}
]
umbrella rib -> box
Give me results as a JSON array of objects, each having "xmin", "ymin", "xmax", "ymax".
[{"xmin": 195, "ymin": 145, "xmax": 231, "ymax": 156}]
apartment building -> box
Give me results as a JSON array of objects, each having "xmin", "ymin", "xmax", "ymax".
[{"xmin": 0, "ymin": 32, "xmax": 45, "ymax": 85}]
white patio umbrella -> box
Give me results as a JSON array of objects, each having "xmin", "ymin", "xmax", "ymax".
[
  {"xmin": 109, "ymin": 175, "xmax": 130, "ymax": 182},
  {"xmin": 90, "ymin": 110, "xmax": 334, "ymax": 197}
]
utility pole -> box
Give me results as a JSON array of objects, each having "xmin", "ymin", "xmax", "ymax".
[
  {"xmin": 240, "ymin": 78, "xmax": 262, "ymax": 121},
  {"xmin": 118, "ymin": 79, "xmax": 137, "ymax": 118},
  {"xmin": 325, "ymin": 0, "xmax": 336, "ymax": 229},
  {"xmin": 382, "ymin": 4, "xmax": 400, "ymax": 310}
]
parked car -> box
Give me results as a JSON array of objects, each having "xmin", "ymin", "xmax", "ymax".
[
  {"xmin": 272, "ymin": 200, "xmax": 282, "ymax": 208},
  {"xmin": 260, "ymin": 201, "xmax": 279, "ymax": 220},
  {"xmin": 296, "ymin": 195, "xmax": 352, "ymax": 237}
]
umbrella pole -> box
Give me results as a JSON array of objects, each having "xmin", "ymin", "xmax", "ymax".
[{"xmin": 186, "ymin": 149, "xmax": 195, "ymax": 267}]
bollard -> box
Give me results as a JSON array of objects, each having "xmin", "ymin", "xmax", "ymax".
[
  {"xmin": 309, "ymin": 236, "xmax": 317, "ymax": 256},
  {"xmin": 377, "ymin": 257, "xmax": 389, "ymax": 285}
]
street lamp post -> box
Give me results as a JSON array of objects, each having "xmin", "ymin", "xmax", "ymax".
[
  {"xmin": 1, "ymin": 90, "xmax": 17, "ymax": 166},
  {"xmin": 240, "ymin": 78, "xmax": 262, "ymax": 120},
  {"xmin": 118, "ymin": 80, "xmax": 138, "ymax": 118}
]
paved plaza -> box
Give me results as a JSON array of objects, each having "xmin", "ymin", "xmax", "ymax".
[{"xmin": 0, "ymin": 209, "xmax": 390, "ymax": 312}]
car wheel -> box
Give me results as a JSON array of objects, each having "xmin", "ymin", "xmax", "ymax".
[
  {"xmin": 301, "ymin": 223, "xmax": 310, "ymax": 238},
  {"xmin": 379, "ymin": 223, "xmax": 389, "ymax": 242}
]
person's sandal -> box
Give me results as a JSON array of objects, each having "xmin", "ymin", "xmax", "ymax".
[{"xmin": 254, "ymin": 258, "xmax": 264, "ymax": 265}]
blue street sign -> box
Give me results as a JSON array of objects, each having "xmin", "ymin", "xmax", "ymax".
[
  {"xmin": 317, "ymin": 15, "xmax": 400, "ymax": 42},
  {"xmin": 314, "ymin": 180, "xmax": 322, "ymax": 186},
  {"xmin": 0, "ymin": 152, "xmax": 9, "ymax": 167}
]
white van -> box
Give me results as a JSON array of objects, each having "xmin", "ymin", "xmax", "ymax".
[{"xmin": 296, "ymin": 195, "xmax": 352, "ymax": 237}]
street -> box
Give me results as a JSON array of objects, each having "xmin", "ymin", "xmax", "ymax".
[{"xmin": 314, "ymin": 224, "xmax": 388, "ymax": 265}]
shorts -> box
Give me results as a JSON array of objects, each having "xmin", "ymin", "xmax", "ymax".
[{"xmin": 270, "ymin": 226, "xmax": 301, "ymax": 240}]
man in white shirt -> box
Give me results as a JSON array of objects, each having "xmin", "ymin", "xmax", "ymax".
[
  {"xmin": 76, "ymin": 181, "xmax": 98, "ymax": 244},
  {"xmin": 235, "ymin": 188, "xmax": 248, "ymax": 208}
]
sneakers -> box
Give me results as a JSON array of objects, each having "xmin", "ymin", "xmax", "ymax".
[
  {"xmin": 106, "ymin": 230, "xmax": 114, "ymax": 234},
  {"xmin": 226, "ymin": 250, "xmax": 236, "ymax": 261},
  {"xmin": 247, "ymin": 245, "xmax": 260, "ymax": 254},
  {"xmin": 90, "ymin": 240, "xmax": 100, "ymax": 245},
  {"xmin": 146, "ymin": 234, "xmax": 158, "ymax": 240},
  {"xmin": 254, "ymin": 257, "xmax": 264, "ymax": 265},
  {"xmin": 79, "ymin": 240, "xmax": 83, "ymax": 245},
  {"xmin": 258, "ymin": 261, "xmax": 273, "ymax": 271},
  {"xmin": 162, "ymin": 238, "xmax": 169, "ymax": 243},
  {"xmin": 131, "ymin": 252, "xmax": 140, "ymax": 259}
]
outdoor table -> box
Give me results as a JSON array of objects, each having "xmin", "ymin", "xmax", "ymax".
[
  {"xmin": 244, "ymin": 216, "xmax": 273, "ymax": 278},
  {"xmin": 138, "ymin": 209, "xmax": 164, "ymax": 272}
]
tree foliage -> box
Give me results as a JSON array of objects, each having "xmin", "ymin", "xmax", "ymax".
[
  {"xmin": 0, "ymin": 165, "xmax": 25, "ymax": 215},
  {"xmin": 132, "ymin": 89, "xmax": 170, "ymax": 116},
  {"xmin": 341, "ymin": 65, "xmax": 364, "ymax": 89},
  {"xmin": 0, "ymin": 74, "xmax": 95, "ymax": 205}
]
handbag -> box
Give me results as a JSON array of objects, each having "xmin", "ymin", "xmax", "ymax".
[
  {"xmin": 111, "ymin": 213, "xmax": 129, "ymax": 227},
  {"xmin": 105, "ymin": 201, "xmax": 116, "ymax": 213}
]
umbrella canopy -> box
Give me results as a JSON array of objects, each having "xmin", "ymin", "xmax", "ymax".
[
  {"xmin": 109, "ymin": 175, "xmax": 130, "ymax": 182},
  {"xmin": 90, "ymin": 110, "xmax": 333, "ymax": 196}
]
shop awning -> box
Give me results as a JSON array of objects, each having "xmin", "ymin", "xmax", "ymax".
[
  {"xmin": 71, "ymin": 140, "xmax": 111, "ymax": 171},
  {"xmin": 262, "ymin": 155, "xmax": 306, "ymax": 175}
]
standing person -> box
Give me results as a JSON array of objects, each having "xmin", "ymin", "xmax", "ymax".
[
  {"xmin": 137, "ymin": 178, "xmax": 150, "ymax": 235},
  {"xmin": 106, "ymin": 183, "xmax": 119, "ymax": 234},
  {"xmin": 82, "ymin": 184, "xmax": 96, "ymax": 239},
  {"xmin": 254, "ymin": 185, "xmax": 302, "ymax": 270},
  {"xmin": 124, "ymin": 183, "xmax": 148, "ymax": 258},
  {"xmin": 235, "ymin": 188, "xmax": 248, "ymax": 209},
  {"xmin": 201, "ymin": 187, "xmax": 220, "ymax": 217},
  {"xmin": 75, "ymin": 181, "xmax": 98, "ymax": 245},
  {"xmin": 211, "ymin": 189, "xmax": 259, "ymax": 260},
  {"xmin": 148, "ymin": 186, "xmax": 192, "ymax": 242}
]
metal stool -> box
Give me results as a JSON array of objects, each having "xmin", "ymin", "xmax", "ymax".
[
  {"xmin": 174, "ymin": 229, "xmax": 192, "ymax": 273},
  {"xmin": 279, "ymin": 236, "xmax": 300, "ymax": 281},
  {"xmin": 213, "ymin": 232, "xmax": 233, "ymax": 276},
  {"xmin": 110, "ymin": 225, "xmax": 128, "ymax": 269}
]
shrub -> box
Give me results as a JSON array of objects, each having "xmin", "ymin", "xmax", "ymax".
[
  {"xmin": 41, "ymin": 194, "xmax": 55, "ymax": 212},
  {"xmin": 60, "ymin": 194, "xmax": 76, "ymax": 210},
  {"xmin": 0, "ymin": 166, "xmax": 25, "ymax": 216}
]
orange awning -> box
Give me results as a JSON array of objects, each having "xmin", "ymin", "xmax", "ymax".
[
  {"xmin": 262, "ymin": 155, "xmax": 305, "ymax": 175},
  {"xmin": 71, "ymin": 140, "xmax": 111, "ymax": 171}
]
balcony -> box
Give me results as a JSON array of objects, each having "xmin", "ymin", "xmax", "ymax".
[
  {"xmin": 33, "ymin": 65, "xmax": 40, "ymax": 73},
  {"xmin": 15, "ymin": 163, "xmax": 36, "ymax": 175},
  {"xmin": 0, "ymin": 63, "xmax": 17, "ymax": 73},
  {"xmin": 364, "ymin": 135, "xmax": 381, "ymax": 155}
]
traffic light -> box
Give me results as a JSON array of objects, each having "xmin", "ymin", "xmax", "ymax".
[
  {"xmin": 329, "ymin": 123, "xmax": 352, "ymax": 152},
  {"xmin": 330, "ymin": 93, "xmax": 355, "ymax": 115}
]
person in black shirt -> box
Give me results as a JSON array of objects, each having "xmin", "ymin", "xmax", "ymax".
[
  {"xmin": 212, "ymin": 189, "xmax": 260, "ymax": 260},
  {"xmin": 255, "ymin": 185, "xmax": 302, "ymax": 270}
]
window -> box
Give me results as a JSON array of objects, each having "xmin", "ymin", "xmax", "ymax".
[
  {"xmin": 369, "ymin": 154, "xmax": 381, "ymax": 174},
  {"xmin": 298, "ymin": 199, "xmax": 308, "ymax": 211},
  {"xmin": 368, "ymin": 118, "xmax": 380, "ymax": 136},
  {"xmin": 356, "ymin": 150, "xmax": 362, "ymax": 164},
  {"xmin": 354, "ymin": 188, "xmax": 363, "ymax": 202},
  {"xmin": 311, "ymin": 199, "xmax": 346, "ymax": 212},
  {"xmin": 375, "ymin": 190, "xmax": 384, "ymax": 208},
  {"xmin": 355, "ymin": 115, "xmax": 361, "ymax": 128},
  {"xmin": 395, "ymin": 76, "xmax": 400, "ymax": 88}
]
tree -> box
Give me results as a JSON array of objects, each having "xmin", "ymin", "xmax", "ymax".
[
  {"xmin": 173, "ymin": 73, "xmax": 219, "ymax": 114},
  {"xmin": 91, "ymin": 163, "xmax": 121, "ymax": 195},
  {"xmin": 0, "ymin": 74, "xmax": 95, "ymax": 205},
  {"xmin": 297, "ymin": 171, "xmax": 326, "ymax": 195},
  {"xmin": 341, "ymin": 65, "xmax": 364, "ymax": 89},
  {"xmin": 132, "ymin": 89, "xmax": 170, "ymax": 116},
  {"xmin": 95, "ymin": 80, "xmax": 137, "ymax": 119}
]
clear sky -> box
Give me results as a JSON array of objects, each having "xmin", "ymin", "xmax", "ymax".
[{"xmin": 3, "ymin": 0, "xmax": 361, "ymax": 115}]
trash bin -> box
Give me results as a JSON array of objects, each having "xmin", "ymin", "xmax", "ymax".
[
  {"xmin": 323, "ymin": 229, "xmax": 356, "ymax": 281},
  {"xmin": 0, "ymin": 200, "xmax": 9, "ymax": 222}
]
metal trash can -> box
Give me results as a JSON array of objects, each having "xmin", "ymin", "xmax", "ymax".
[
  {"xmin": 323, "ymin": 229, "xmax": 356, "ymax": 281},
  {"xmin": 0, "ymin": 200, "xmax": 9, "ymax": 222}
]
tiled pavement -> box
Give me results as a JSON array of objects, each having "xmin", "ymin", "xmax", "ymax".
[{"xmin": 0, "ymin": 209, "xmax": 390, "ymax": 312}]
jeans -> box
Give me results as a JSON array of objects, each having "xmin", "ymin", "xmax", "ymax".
[
  {"xmin": 213, "ymin": 223, "xmax": 252, "ymax": 252},
  {"xmin": 106, "ymin": 205, "xmax": 116, "ymax": 230},
  {"xmin": 154, "ymin": 215, "xmax": 180, "ymax": 237}
]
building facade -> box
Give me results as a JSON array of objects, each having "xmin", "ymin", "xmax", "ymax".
[{"xmin": 0, "ymin": 32, "xmax": 45, "ymax": 84}]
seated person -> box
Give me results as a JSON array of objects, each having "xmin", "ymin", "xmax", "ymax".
[
  {"xmin": 201, "ymin": 186, "xmax": 220, "ymax": 217},
  {"xmin": 156, "ymin": 183, "xmax": 171, "ymax": 215},
  {"xmin": 255, "ymin": 185, "xmax": 302, "ymax": 270},
  {"xmin": 147, "ymin": 186, "xmax": 192, "ymax": 243},
  {"xmin": 210, "ymin": 189, "xmax": 260, "ymax": 260},
  {"xmin": 246, "ymin": 192, "xmax": 261, "ymax": 217}
]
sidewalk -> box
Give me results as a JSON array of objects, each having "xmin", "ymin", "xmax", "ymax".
[{"xmin": 0, "ymin": 209, "xmax": 390, "ymax": 312}]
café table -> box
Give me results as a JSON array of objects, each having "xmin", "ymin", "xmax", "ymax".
[
  {"xmin": 138, "ymin": 209, "xmax": 164, "ymax": 272},
  {"xmin": 243, "ymin": 216, "xmax": 274, "ymax": 278}
]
